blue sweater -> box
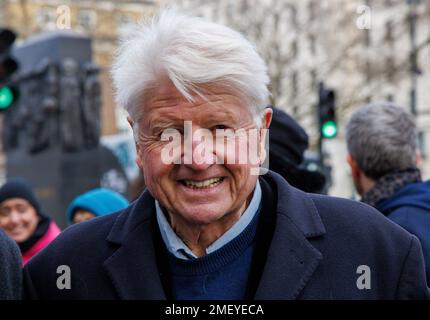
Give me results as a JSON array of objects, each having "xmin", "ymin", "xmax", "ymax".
[{"xmin": 167, "ymin": 207, "xmax": 260, "ymax": 300}]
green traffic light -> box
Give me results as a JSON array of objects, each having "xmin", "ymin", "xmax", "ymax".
[
  {"xmin": 322, "ymin": 120, "xmax": 337, "ymax": 138},
  {"xmin": 0, "ymin": 86, "xmax": 14, "ymax": 109}
]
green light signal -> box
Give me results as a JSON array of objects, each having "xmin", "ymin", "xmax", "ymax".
[
  {"xmin": 322, "ymin": 120, "xmax": 337, "ymax": 139},
  {"xmin": 0, "ymin": 86, "xmax": 14, "ymax": 110}
]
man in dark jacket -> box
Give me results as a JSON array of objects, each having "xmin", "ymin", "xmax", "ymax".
[
  {"xmin": 346, "ymin": 101, "xmax": 430, "ymax": 282},
  {"xmin": 269, "ymin": 107, "xmax": 326, "ymax": 193},
  {"xmin": 0, "ymin": 228, "xmax": 22, "ymax": 300},
  {"xmin": 24, "ymin": 10, "xmax": 430, "ymax": 300},
  {"xmin": 24, "ymin": 171, "xmax": 429, "ymax": 299}
]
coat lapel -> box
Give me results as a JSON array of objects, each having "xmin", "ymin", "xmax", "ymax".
[
  {"xmin": 101, "ymin": 171, "xmax": 326, "ymax": 300},
  {"xmin": 103, "ymin": 191, "xmax": 166, "ymax": 300},
  {"xmin": 254, "ymin": 214, "xmax": 323, "ymax": 299},
  {"xmin": 254, "ymin": 172, "xmax": 326, "ymax": 299}
]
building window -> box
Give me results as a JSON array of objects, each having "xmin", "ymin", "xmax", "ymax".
[
  {"xmin": 116, "ymin": 14, "xmax": 134, "ymax": 30},
  {"xmin": 418, "ymin": 131, "xmax": 426, "ymax": 159},
  {"xmin": 290, "ymin": 5, "xmax": 298, "ymax": 27},
  {"xmin": 384, "ymin": 20, "xmax": 394, "ymax": 43},
  {"xmin": 386, "ymin": 55, "xmax": 395, "ymax": 81},
  {"xmin": 308, "ymin": 0, "xmax": 317, "ymax": 21},
  {"xmin": 291, "ymin": 71, "xmax": 298, "ymax": 99},
  {"xmin": 78, "ymin": 10, "xmax": 97, "ymax": 31},
  {"xmin": 309, "ymin": 33, "xmax": 316, "ymax": 55},
  {"xmin": 310, "ymin": 69, "xmax": 317, "ymax": 90},
  {"xmin": 291, "ymin": 40, "xmax": 298, "ymax": 58},
  {"xmin": 36, "ymin": 7, "xmax": 56, "ymax": 31}
]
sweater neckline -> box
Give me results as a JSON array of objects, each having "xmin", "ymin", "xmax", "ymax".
[{"xmin": 166, "ymin": 205, "xmax": 261, "ymax": 276}]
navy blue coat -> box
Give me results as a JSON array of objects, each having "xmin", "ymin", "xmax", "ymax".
[
  {"xmin": 376, "ymin": 180, "xmax": 430, "ymax": 283},
  {"xmin": 0, "ymin": 228, "xmax": 22, "ymax": 300},
  {"xmin": 24, "ymin": 171, "xmax": 430, "ymax": 299}
]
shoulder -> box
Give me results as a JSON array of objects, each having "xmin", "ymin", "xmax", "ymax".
[
  {"xmin": 23, "ymin": 210, "xmax": 125, "ymax": 299},
  {"xmin": 306, "ymin": 192, "xmax": 425, "ymax": 284},
  {"xmin": 309, "ymin": 193, "xmax": 413, "ymax": 242},
  {"xmin": 267, "ymin": 170, "xmax": 413, "ymax": 243},
  {"xmin": 388, "ymin": 205, "xmax": 430, "ymax": 224},
  {"xmin": 0, "ymin": 229, "xmax": 21, "ymax": 266},
  {"xmin": 0, "ymin": 229, "xmax": 22, "ymax": 300},
  {"xmin": 25, "ymin": 210, "xmax": 122, "ymax": 272}
]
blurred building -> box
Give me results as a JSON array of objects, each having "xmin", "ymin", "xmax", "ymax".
[
  {"xmin": 0, "ymin": 0, "xmax": 160, "ymax": 137},
  {"xmin": 168, "ymin": 0, "xmax": 430, "ymax": 197}
]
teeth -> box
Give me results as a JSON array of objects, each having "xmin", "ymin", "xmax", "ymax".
[{"xmin": 183, "ymin": 177, "xmax": 223, "ymax": 189}]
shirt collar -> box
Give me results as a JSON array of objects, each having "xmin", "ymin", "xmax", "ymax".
[{"xmin": 156, "ymin": 180, "xmax": 262, "ymax": 260}]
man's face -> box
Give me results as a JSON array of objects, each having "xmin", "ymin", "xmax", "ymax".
[
  {"xmin": 0, "ymin": 198, "xmax": 39, "ymax": 243},
  {"xmin": 135, "ymin": 82, "xmax": 269, "ymax": 225},
  {"xmin": 72, "ymin": 210, "xmax": 96, "ymax": 224}
]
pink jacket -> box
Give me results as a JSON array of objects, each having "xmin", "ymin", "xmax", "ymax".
[{"xmin": 22, "ymin": 221, "xmax": 61, "ymax": 265}]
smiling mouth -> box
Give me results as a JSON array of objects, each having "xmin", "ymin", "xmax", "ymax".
[{"xmin": 179, "ymin": 177, "xmax": 225, "ymax": 189}]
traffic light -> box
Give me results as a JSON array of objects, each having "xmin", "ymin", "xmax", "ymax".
[
  {"xmin": 318, "ymin": 82, "xmax": 337, "ymax": 139},
  {"xmin": 0, "ymin": 28, "xmax": 19, "ymax": 110}
]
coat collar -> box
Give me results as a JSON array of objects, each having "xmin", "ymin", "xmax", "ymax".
[
  {"xmin": 103, "ymin": 171, "xmax": 326, "ymax": 300},
  {"xmin": 103, "ymin": 191, "xmax": 166, "ymax": 299},
  {"xmin": 253, "ymin": 171, "xmax": 325, "ymax": 299},
  {"xmin": 268, "ymin": 170, "xmax": 326, "ymax": 238}
]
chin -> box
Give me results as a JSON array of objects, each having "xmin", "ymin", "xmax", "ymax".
[
  {"xmin": 12, "ymin": 234, "xmax": 29, "ymax": 243},
  {"xmin": 180, "ymin": 204, "xmax": 230, "ymax": 225}
]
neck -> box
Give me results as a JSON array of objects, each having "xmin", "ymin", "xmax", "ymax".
[
  {"xmin": 359, "ymin": 174, "xmax": 376, "ymax": 196},
  {"xmin": 166, "ymin": 198, "xmax": 251, "ymax": 257}
]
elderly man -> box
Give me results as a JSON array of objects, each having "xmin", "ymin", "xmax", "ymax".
[
  {"xmin": 346, "ymin": 102, "xmax": 430, "ymax": 283},
  {"xmin": 24, "ymin": 10, "xmax": 429, "ymax": 299}
]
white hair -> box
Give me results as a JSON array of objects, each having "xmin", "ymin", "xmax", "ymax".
[{"xmin": 110, "ymin": 9, "xmax": 270, "ymax": 129}]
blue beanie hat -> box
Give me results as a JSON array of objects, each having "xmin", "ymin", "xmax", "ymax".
[{"xmin": 66, "ymin": 188, "xmax": 129, "ymax": 223}]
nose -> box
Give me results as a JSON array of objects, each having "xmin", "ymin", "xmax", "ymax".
[
  {"xmin": 8, "ymin": 211, "xmax": 20, "ymax": 227},
  {"xmin": 183, "ymin": 127, "xmax": 216, "ymax": 171}
]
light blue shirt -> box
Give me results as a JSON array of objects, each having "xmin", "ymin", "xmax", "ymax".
[{"xmin": 156, "ymin": 180, "xmax": 262, "ymax": 260}]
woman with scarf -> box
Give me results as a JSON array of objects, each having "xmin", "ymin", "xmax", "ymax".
[{"xmin": 0, "ymin": 177, "xmax": 61, "ymax": 265}]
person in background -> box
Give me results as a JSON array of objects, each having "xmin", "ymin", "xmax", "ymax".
[
  {"xmin": 0, "ymin": 228, "xmax": 22, "ymax": 300},
  {"xmin": 269, "ymin": 107, "xmax": 326, "ymax": 193},
  {"xmin": 0, "ymin": 178, "xmax": 61, "ymax": 265},
  {"xmin": 346, "ymin": 101, "xmax": 430, "ymax": 282},
  {"xmin": 67, "ymin": 188, "xmax": 129, "ymax": 224}
]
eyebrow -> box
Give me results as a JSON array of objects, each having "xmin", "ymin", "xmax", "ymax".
[
  {"xmin": 145, "ymin": 106, "xmax": 241, "ymax": 130},
  {"xmin": 146, "ymin": 115, "xmax": 181, "ymax": 129}
]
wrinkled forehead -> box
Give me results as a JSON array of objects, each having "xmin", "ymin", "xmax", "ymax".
[{"xmin": 140, "ymin": 82, "xmax": 255, "ymax": 127}]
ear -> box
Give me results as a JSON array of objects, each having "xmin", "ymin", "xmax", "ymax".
[
  {"xmin": 127, "ymin": 116, "xmax": 134, "ymax": 129},
  {"xmin": 347, "ymin": 154, "xmax": 360, "ymax": 179},
  {"xmin": 416, "ymin": 149, "xmax": 421, "ymax": 166},
  {"xmin": 261, "ymin": 107, "xmax": 273, "ymax": 130},
  {"xmin": 135, "ymin": 148, "xmax": 144, "ymax": 170},
  {"xmin": 258, "ymin": 108, "xmax": 273, "ymax": 164}
]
